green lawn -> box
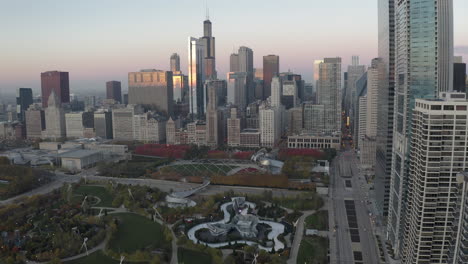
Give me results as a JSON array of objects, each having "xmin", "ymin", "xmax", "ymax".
[
  {"xmin": 73, "ymin": 185, "xmax": 114, "ymax": 207},
  {"xmin": 275, "ymin": 194, "xmax": 323, "ymax": 211},
  {"xmin": 305, "ymin": 210, "xmax": 329, "ymax": 231},
  {"xmin": 165, "ymin": 164, "xmax": 237, "ymax": 176},
  {"xmin": 66, "ymin": 250, "xmax": 118, "ymax": 264},
  {"xmin": 178, "ymin": 247, "xmax": 211, "ymax": 264},
  {"xmin": 108, "ymin": 213, "xmax": 166, "ymax": 254},
  {"xmin": 297, "ymin": 236, "xmax": 329, "ymax": 264}
]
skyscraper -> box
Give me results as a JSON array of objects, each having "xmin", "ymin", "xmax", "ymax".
[
  {"xmin": 188, "ymin": 37, "xmax": 206, "ymax": 118},
  {"xmin": 375, "ymin": 0, "xmax": 396, "ymax": 219},
  {"xmin": 263, "ymin": 55, "xmax": 280, "ymax": 99},
  {"xmin": 402, "ymin": 93, "xmax": 465, "ymax": 263},
  {"xmin": 387, "ymin": 0, "xmax": 454, "ymax": 256},
  {"xmin": 170, "ymin": 53, "xmax": 181, "ymax": 72},
  {"xmin": 41, "ymin": 71, "xmax": 70, "ymax": 108},
  {"xmin": 227, "ymin": 107, "xmax": 240, "ymax": 147},
  {"xmin": 230, "ymin": 53, "xmax": 240, "ymax": 72},
  {"xmin": 173, "ymin": 71, "xmax": 189, "ymax": 103},
  {"xmin": 454, "ymin": 59, "xmax": 466, "ymax": 93},
  {"xmin": 16, "ymin": 88, "xmax": 33, "ymax": 122},
  {"xmin": 25, "ymin": 104, "xmax": 45, "ymax": 139},
  {"xmin": 227, "ymin": 72, "xmax": 248, "ymax": 110},
  {"xmin": 346, "ymin": 56, "xmax": 366, "ymax": 134},
  {"xmin": 270, "ymin": 76, "xmax": 282, "ymax": 108},
  {"xmin": 42, "ymin": 91, "xmax": 66, "ymax": 140},
  {"xmin": 205, "ymin": 79, "xmax": 221, "ymax": 147},
  {"xmin": 317, "ymin": 57, "xmax": 342, "ymax": 133},
  {"xmin": 238, "ymin": 46, "xmax": 254, "ymax": 74},
  {"xmin": 128, "ymin": 70, "xmax": 174, "ymax": 116},
  {"xmin": 106, "ymin": 81, "xmax": 122, "ymax": 103},
  {"xmin": 200, "ymin": 17, "xmax": 216, "ymax": 80}
]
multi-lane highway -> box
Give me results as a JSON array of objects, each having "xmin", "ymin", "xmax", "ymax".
[{"xmin": 329, "ymin": 149, "xmax": 381, "ymax": 263}]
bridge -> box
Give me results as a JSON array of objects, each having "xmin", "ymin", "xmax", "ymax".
[{"xmin": 169, "ymin": 180, "xmax": 211, "ymax": 199}]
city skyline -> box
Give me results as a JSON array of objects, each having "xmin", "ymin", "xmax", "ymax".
[{"xmin": 1, "ymin": 0, "xmax": 467, "ymax": 94}]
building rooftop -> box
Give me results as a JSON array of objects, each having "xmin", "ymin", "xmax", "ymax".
[{"xmin": 57, "ymin": 149, "xmax": 101, "ymax": 159}]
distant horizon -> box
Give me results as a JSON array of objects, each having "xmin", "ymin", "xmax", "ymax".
[{"xmin": 1, "ymin": 0, "xmax": 467, "ymax": 94}]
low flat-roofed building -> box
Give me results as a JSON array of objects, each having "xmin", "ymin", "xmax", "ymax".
[
  {"xmin": 58, "ymin": 149, "xmax": 103, "ymax": 171},
  {"xmin": 240, "ymin": 129, "xmax": 260, "ymax": 148},
  {"xmin": 287, "ymin": 133, "xmax": 341, "ymax": 150}
]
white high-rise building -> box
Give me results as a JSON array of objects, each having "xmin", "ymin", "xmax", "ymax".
[
  {"xmin": 65, "ymin": 113, "xmax": 85, "ymax": 138},
  {"xmin": 317, "ymin": 58, "xmax": 342, "ymax": 134},
  {"xmin": 259, "ymin": 103, "xmax": 281, "ymax": 147},
  {"xmin": 387, "ymin": 0, "xmax": 454, "ymax": 255},
  {"xmin": 401, "ymin": 93, "xmax": 466, "ymax": 263},
  {"xmin": 42, "ymin": 91, "xmax": 66, "ymax": 140},
  {"xmin": 112, "ymin": 106, "xmax": 139, "ymax": 141},
  {"xmin": 271, "ymin": 76, "xmax": 282, "ymax": 108}
]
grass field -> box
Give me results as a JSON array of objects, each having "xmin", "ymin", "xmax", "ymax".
[
  {"xmin": 276, "ymin": 194, "xmax": 324, "ymax": 211},
  {"xmin": 178, "ymin": 247, "xmax": 211, "ymax": 264},
  {"xmin": 66, "ymin": 250, "xmax": 118, "ymax": 264},
  {"xmin": 297, "ymin": 236, "xmax": 329, "ymax": 264},
  {"xmin": 165, "ymin": 164, "xmax": 237, "ymax": 176},
  {"xmin": 305, "ymin": 210, "xmax": 329, "ymax": 231},
  {"xmin": 73, "ymin": 185, "xmax": 114, "ymax": 207},
  {"xmin": 108, "ymin": 213, "xmax": 166, "ymax": 253}
]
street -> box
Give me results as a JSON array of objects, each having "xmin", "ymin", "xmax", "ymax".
[{"xmin": 329, "ymin": 149, "xmax": 381, "ymax": 264}]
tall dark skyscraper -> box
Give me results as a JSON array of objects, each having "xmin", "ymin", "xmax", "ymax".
[
  {"xmin": 170, "ymin": 53, "xmax": 180, "ymax": 72},
  {"xmin": 454, "ymin": 62, "xmax": 466, "ymax": 93},
  {"xmin": 263, "ymin": 55, "xmax": 279, "ymax": 99},
  {"xmin": 201, "ymin": 16, "xmax": 216, "ymax": 80},
  {"xmin": 41, "ymin": 71, "xmax": 70, "ymax": 108},
  {"xmin": 16, "ymin": 88, "xmax": 33, "ymax": 122},
  {"xmin": 106, "ymin": 81, "xmax": 122, "ymax": 103},
  {"xmin": 374, "ymin": 0, "xmax": 395, "ymax": 220}
]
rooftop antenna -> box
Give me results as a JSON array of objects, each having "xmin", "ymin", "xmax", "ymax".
[{"xmin": 205, "ymin": 0, "xmax": 210, "ymax": 20}]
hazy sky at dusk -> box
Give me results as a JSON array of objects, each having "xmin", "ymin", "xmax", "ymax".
[{"xmin": 1, "ymin": 0, "xmax": 467, "ymax": 95}]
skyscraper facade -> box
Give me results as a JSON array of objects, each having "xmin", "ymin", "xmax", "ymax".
[
  {"xmin": 205, "ymin": 79, "xmax": 220, "ymax": 147},
  {"xmin": 263, "ymin": 55, "xmax": 279, "ymax": 99},
  {"xmin": 173, "ymin": 71, "xmax": 189, "ymax": 103},
  {"xmin": 238, "ymin": 46, "xmax": 254, "ymax": 74},
  {"xmin": 128, "ymin": 70, "xmax": 173, "ymax": 116},
  {"xmin": 106, "ymin": 81, "xmax": 122, "ymax": 103},
  {"xmin": 16, "ymin": 88, "xmax": 33, "ymax": 122},
  {"xmin": 454, "ymin": 61, "xmax": 466, "ymax": 93},
  {"xmin": 42, "ymin": 91, "xmax": 66, "ymax": 140},
  {"xmin": 25, "ymin": 104, "xmax": 45, "ymax": 139},
  {"xmin": 230, "ymin": 53, "xmax": 240, "ymax": 72},
  {"xmin": 188, "ymin": 37, "xmax": 206, "ymax": 118},
  {"xmin": 317, "ymin": 57, "xmax": 342, "ymax": 133},
  {"xmin": 387, "ymin": 0, "xmax": 454, "ymax": 255},
  {"xmin": 41, "ymin": 71, "xmax": 70, "ymax": 108},
  {"xmin": 200, "ymin": 18, "xmax": 216, "ymax": 80},
  {"xmin": 375, "ymin": 0, "xmax": 396, "ymax": 218},
  {"xmin": 170, "ymin": 53, "xmax": 181, "ymax": 72}
]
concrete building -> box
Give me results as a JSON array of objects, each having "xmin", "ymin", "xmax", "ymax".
[
  {"xmin": 357, "ymin": 96, "xmax": 367, "ymax": 151},
  {"xmin": 344, "ymin": 56, "xmax": 366, "ymax": 121},
  {"xmin": 263, "ymin": 55, "xmax": 279, "ymax": 99},
  {"xmin": 353, "ymin": 72, "xmax": 368, "ymax": 148},
  {"xmin": 206, "ymin": 80, "xmax": 220, "ymax": 147},
  {"xmin": 170, "ymin": 53, "xmax": 181, "ymax": 72},
  {"xmin": 451, "ymin": 172, "xmax": 468, "ymax": 264},
  {"xmin": 94, "ymin": 112, "xmax": 113, "ymax": 139},
  {"xmin": 128, "ymin": 70, "xmax": 173, "ymax": 116},
  {"xmin": 287, "ymin": 133, "xmax": 341, "ymax": 150},
  {"xmin": 58, "ymin": 149, "xmax": 103, "ymax": 171},
  {"xmin": 259, "ymin": 103, "xmax": 280, "ymax": 147},
  {"xmin": 227, "ymin": 108, "xmax": 241, "ymax": 147},
  {"xmin": 112, "ymin": 106, "xmax": 138, "ymax": 141},
  {"xmin": 240, "ymin": 129, "xmax": 260, "ymax": 148},
  {"xmin": 317, "ymin": 58, "xmax": 342, "ymax": 134},
  {"xmin": 271, "ymin": 76, "xmax": 282, "ymax": 108},
  {"xmin": 401, "ymin": 93, "xmax": 465, "ymax": 263},
  {"xmin": 387, "ymin": 0, "xmax": 454, "ymax": 255},
  {"xmin": 230, "ymin": 53, "xmax": 240, "ymax": 72},
  {"xmin": 25, "ymin": 104, "xmax": 45, "ymax": 139},
  {"xmin": 106, "ymin": 81, "xmax": 122, "ymax": 103},
  {"xmin": 133, "ymin": 113, "xmax": 166, "ymax": 143},
  {"xmin": 42, "ymin": 91, "xmax": 66, "ymax": 140},
  {"xmin": 287, "ymin": 107, "xmax": 303, "ymax": 135},
  {"xmin": 303, "ymin": 103, "xmax": 324, "ymax": 134},
  {"xmin": 65, "ymin": 112, "xmax": 94, "ymax": 139},
  {"xmin": 41, "ymin": 71, "xmax": 69, "ymax": 108}
]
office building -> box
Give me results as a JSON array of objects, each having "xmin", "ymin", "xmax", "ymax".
[
  {"xmin": 353, "ymin": 72, "xmax": 368, "ymax": 148},
  {"xmin": 271, "ymin": 76, "xmax": 282, "ymax": 108},
  {"xmin": 288, "ymin": 133, "xmax": 341, "ymax": 150},
  {"xmin": 227, "ymin": 108, "xmax": 241, "ymax": 147},
  {"xmin": 112, "ymin": 106, "xmax": 139, "ymax": 141},
  {"xmin": 454, "ymin": 60, "xmax": 466, "ymax": 93},
  {"xmin": 200, "ymin": 16, "xmax": 216, "ymax": 80},
  {"xmin": 238, "ymin": 46, "xmax": 254, "ymax": 74},
  {"xmin": 375, "ymin": 0, "xmax": 396, "ymax": 218},
  {"xmin": 188, "ymin": 37, "xmax": 206, "ymax": 118},
  {"xmin": 94, "ymin": 112, "xmax": 113, "ymax": 139},
  {"xmin": 344, "ymin": 56, "xmax": 366, "ymax": 118},
  {"xmin": 451, "ymin": 172, "xmax": 468, "ymax": 264},
  {"xmin": 240, "ymin": 129, "xmax": 260, "ymax": 148},
  {"xmin": 303, "ymin": 103, "xmax": 324, "ymax": 134},
  {"xmin": 133, "ymin": 112, "xmax": 166, "ymax": 143},
  {"xmin": 282, "ymin": 80, "xmax": 298, "ymax": 109},
  {"xmin": 287, "ymin": 107, "xmax": 303, "ymax": 135},
  {"xmin": 42, "ymin": 91, "xmax": 66, "ymax": 140},
  {"xmin": 317, "ymin": 58, "xmax": 342, "ymax": 133},
  {"xmin": 173, "ymin": 71, "xmax": 189, "ymax": 103},
  {"xmin": 230, "ymin": 53, "xmax": 240, "ymax": 72},
  {"xmin": 25, "ymin": 104, "xmax": 45, "ymax": 139},
  {"xmin": 128, "ymin": 69, "xmax": 173, "ymax": 115},
  {"xmin": 170, "ymin": 53, "xmax": 180, "ymax": 72},
  {"xmin": 227, "ymin": 72, "xmax": 248, "ymax": 110},
  {"xmin": 41, "ymin": 71, "xmax": 69, "ymax": 108},
  {"xmin": 401, "ymin": 93, "xmax": 465, "ymax": 263},
  {"xmin": 106, "ymin": 81, "xmax": 122, "ymax": 103},
  {"xmin": 259, "ymin": 103, "xmax": 281, "ymax": 147},
  {"xmin": 263, "ymin": 55, "xmax": 279, "ymax": 99},
  {"xmin": 254, "ymin": 68, "xmax": 263, "ymax": 80},
  {"xmin": 16, "ymin": 88, "xmax": 33, "ymax": 122},
  {"xmin": 387, "ymin": 0, "xmax": 454, "ymax": 256},
  {"xmin": 65, "ymin": 112, "xmax": 94, "ymax": 138},
  {"xmin": 206, "ymin": 79, "xmax": 220, "ymax": 147}
]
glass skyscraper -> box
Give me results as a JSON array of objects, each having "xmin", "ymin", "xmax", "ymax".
[{"xmin": 387, "ymin": 0, "xmax": 454, "ymax": 258}]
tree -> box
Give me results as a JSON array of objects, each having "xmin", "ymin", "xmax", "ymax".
[{"xmin": 0, "ymin": 156, "xmax": 10, "ymax": 165}]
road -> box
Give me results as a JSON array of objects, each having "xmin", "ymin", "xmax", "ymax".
[{"xmin": 329, "ymin": 149, "xmax": 381, "ymax": 263}]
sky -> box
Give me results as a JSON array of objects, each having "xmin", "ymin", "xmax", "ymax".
[{"xmin": 0, "ymin": 0, "xmax": 467, "ymax": 95}]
